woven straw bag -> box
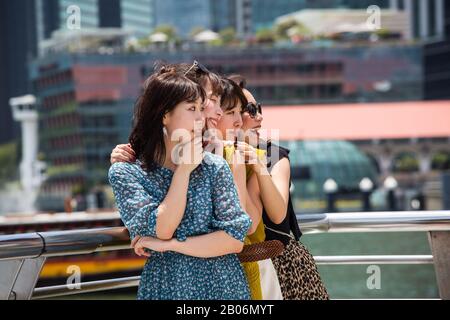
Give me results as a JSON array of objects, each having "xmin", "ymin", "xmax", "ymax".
[{"xmin": 237, "ymin": 240, "xmax": 285, "ymax": 263}]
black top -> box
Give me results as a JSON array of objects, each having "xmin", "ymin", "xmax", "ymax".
[{"xmin": 259, "ymin": 140, "xmax": 302, "ymax": 246}]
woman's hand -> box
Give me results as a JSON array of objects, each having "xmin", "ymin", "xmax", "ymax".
[
  {"xmin": 203, "ymin": 128, "xmax": 224, "ymax": 156},
  {"xmin": 174, "ymin": 136, "xmax": 204, "ymax": 174},
  {"xmin": 229, "ymin": 145, "xmax": 247, "ymax": 175},
  {"xmin": 110, "ymin": 144, "xmax": 136, "ymax": 164},
  {"xmin": 236, "ymin": 142, "xmax": 268, "ymax": 175},
  {"xmin": 130, "ymin": 235, "xmax": 141, "ymax": 248},
  {"xmin": 131, "ymin": 236, "xmax": 151, "ymax": 257},
  {"xmin": 132, "ymin": 236, "xmax": 173, "ymax": 257}
]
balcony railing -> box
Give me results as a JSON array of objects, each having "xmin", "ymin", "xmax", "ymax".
[{"xmin": 0, "ymin": 211, "xmax": 449, "ymax": 300}]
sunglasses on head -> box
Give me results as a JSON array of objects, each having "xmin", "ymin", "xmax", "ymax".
[
  {"xmin": 244, "ymin": 102, "xmax": 262, "ymax": 118},
  {"xmin": 184, "ymin": 60, "xmax": 210, "ymax": 76}
]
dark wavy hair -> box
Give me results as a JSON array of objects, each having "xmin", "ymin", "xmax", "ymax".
[
  {"xmin": 220, "ymin": 78, "xmax": 248, "ymax": 112},
  {"xmin": 129, "ymin": 72, "xmax": 206, "ymax": 172},
  {"xmin": 151, "ymin": 61, "xmax": 223, "ymax": 97}
]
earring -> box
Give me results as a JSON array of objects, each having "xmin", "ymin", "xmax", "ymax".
[{"xmin": 163, "ymin": 126, "xmax": 168, "ymax": 137}]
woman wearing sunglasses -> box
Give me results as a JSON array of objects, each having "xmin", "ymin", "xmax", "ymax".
[{"xmin": 229, "ymin": 75, "xmax": 329, "ymax": 300}]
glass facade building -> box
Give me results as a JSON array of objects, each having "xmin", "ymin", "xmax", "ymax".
[
  {"xmin": 154, "ymin": 0, "xmax": 236, "ymax": 37},
  {"xmin": 59, "ymin": 0, "xmax": 99, "ymax": 30},
  {"xmin": 211, "ymin": 0, "xmax": 237, "ymax": 32},
  {"xmin": 423, "ymin": 0, "xmax": 450, "ymax": 100},
  {"xmin": 198, "ymin": 45, "xmax": 422, "ymax": 105},
  {"xmin": 41, "ymin": 0, "xmax": 154, "ymax": 39},
  {"xmin": 30, "ymin": 54, "xmax": 143, "ymax": 210},
  {"xmin": 249, "ymin": 0, "xmax": 389, "ymax": 32},
  {"xmin": 120, "ymin": 0, "xmax": 154, "ymax": 37},
  {"xmin": 154, "ymin": 0, "xmax": 211, "ymax": 37},
  {"xmin": 0, "ymin": 0, "xmax": 38, "ymax": 144}
]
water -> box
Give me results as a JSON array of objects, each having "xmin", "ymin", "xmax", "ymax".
[
  {"xmin": 53, "ymin": 231, "xmax": 438, "ymax": 300},
  {"xmin": 301, "ymin": 231, "xmax": 438, "ymax": 299}
]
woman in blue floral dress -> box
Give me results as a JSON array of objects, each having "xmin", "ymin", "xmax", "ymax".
[{"xmin": 108, "ymin": 71, "xmax": 251, "ymax": 300}]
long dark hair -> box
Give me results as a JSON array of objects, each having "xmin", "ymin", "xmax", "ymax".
[{"xmin": 129, "ymin": 72, "xmax": 206, "ymax": 171}]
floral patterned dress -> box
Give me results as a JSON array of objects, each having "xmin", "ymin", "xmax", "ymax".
[{"xmin": 108, "ymin": 152, "xmax": 252, "ymax": 300}]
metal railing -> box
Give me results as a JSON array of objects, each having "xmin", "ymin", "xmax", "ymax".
[{"xmin": 1, "ymin": 210, "xmax": 449, "ymax": 300}]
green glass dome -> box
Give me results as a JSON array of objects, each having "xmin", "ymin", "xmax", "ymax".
[{"xmin": 281, "ymin": 140, "xmax": 378, "ymax": 200}]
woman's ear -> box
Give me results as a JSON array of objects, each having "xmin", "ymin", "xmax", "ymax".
[{"xmin": 162, "ymin": 113, "xmax": 169, "ymax": 127}]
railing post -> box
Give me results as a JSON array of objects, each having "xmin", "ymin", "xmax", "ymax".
[
  {"xmin": 428, "ymin": 231, "xmax": 450, "ymax": 300},
  {"xmin": 0, "ymin": 257, "xmax": 46, "ymax": 300}
]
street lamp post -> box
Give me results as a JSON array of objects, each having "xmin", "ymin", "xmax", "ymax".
[
  {"xmin": 384, "ymin": 176, "xmax": 398, "ymax": 211},
  {"xmin": 359, "ymin": 177, "xmax": 374, "ymax": 211},
  {"xmin": 411, "ymin": 191, "xmax": 426, "ymax": 210},
  {"xmin": 323, "ymin": 178, "xmax": 338, "ymax": 213}
]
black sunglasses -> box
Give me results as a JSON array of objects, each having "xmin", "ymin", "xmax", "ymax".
[
  {"xmin": 184, "ymin": 60, "xmax": 210, "ymax": 76},
  {"xmin": 243, "ymin": 102, "xmax": 262, "ymax": 118}
]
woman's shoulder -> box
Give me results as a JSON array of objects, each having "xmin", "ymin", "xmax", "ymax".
[
  {"xmin": 203, "ymin": 151, "xmax": 228, "ymax": 166},
  {"xmin": 202, "ymin": 151, "xmax": 229, "ymax": 177},
  {"xmin": 108, "ymin": 161, "xmax": 147, "ymax": 182}
]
